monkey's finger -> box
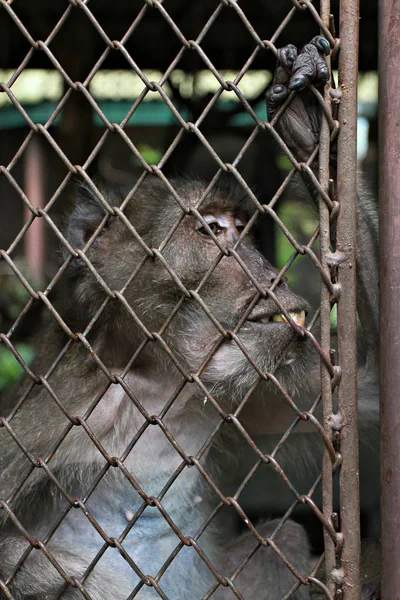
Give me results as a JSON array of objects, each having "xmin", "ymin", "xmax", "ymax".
[
  {"xmin": 289, "ymin": 36, "xmax": 330, "ymax": 91},
  {"xmin": 265, "ymin": 44, "xmax": 298, "ymax": 120},
  {"xmin": 277, "ymin": 44, "xmax": 298, "ymax": 72},
  {"xmin": 265, "ymin": 82, "xmax": 290, "ymax": 120},
  {"xmin": 268, "ymin": 44, "xmax": 298, "ymax": 90},
  {"xmin": 310, "ymin": 35, "xmax": 331, "ymax": 56}
]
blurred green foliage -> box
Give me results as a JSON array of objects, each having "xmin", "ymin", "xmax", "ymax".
[
  {"xmin": 0, "ymin": 344, "xmax": 35, "ymax": 390},
  {"xmin": 131, "ymin": 144, "xmax": 164, "ymax": 166},
  {"xmin": 0, "ymin": 259, "xmax": 38, "ymax": 391},
  {"xmin": 275, "ymin": 197, "xmax": 318, "ymax": 287}
]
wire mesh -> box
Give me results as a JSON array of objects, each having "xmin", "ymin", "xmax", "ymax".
[{"xmin": 0, "ymin": 1, "xmax": 364, "ymax": 599}]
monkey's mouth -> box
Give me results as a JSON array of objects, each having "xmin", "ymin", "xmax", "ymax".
[
  {"xmin": 270, "ymin": 311, "xmax": 306, "ymax": 327},
  {"xmin": 247, "ymin": 310, "xmax": 306, "ymax": 327}
]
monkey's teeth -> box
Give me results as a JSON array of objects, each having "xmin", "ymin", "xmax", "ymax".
[
  {"xmin": 271, "ymin": 311, "xmax": 305, "ymax": 327},
  {"xmin": 271, "ymin": 314, "xmax": 285, "ymax": 323}
]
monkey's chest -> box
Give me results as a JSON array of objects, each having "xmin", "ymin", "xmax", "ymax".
[{"xmin": 44, "ymin": 488, "xmax": 215, "ymax": 598}]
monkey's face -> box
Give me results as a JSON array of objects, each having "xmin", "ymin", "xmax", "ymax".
[
  {"xmin": 66, "ymin": 178, "xmax": 312, "ymax": 399},
  {"xmin": 156, "ymin": 202, "xmax": 312, "ymax": 394}
]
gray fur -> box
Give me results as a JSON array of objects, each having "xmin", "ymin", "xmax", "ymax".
[
  {"xmin": 0, "ymin": 176, "xmax": 314, "ymax": 599},
  {"xmin": 0, "ymin": 39, "xmax": 380, "ymax": 599}
]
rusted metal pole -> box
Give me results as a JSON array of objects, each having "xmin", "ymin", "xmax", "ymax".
[
  {"xmin": 336, "ymin": 0, "xmax": 361, "ymax": 598},
  {"xmin": 23, "ymin": 136, "xmax": 46, "ymax": 283},
  {"xmin": 319, "ymin": 1, "xmax": 336, "ymax": 596},
  {"xmin": 379, "ymin": 2, "xmax": 400, "ymax": 597}
]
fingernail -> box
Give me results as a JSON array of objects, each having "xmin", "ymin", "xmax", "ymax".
[
  {"xmin": 317, "ymin": 37, "xmax": 330, "ymax": 55},
  {"xmin": 288, "ymin": 76, "xmax": 305, "ymax": 90}
]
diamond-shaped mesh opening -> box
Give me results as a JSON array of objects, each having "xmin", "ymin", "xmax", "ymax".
[{"xmin": 0, "ymin": 1, "xmax": 371, "ymax": 599}]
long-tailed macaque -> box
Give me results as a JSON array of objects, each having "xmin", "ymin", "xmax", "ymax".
[{"xmin": 0, "ymin": 38, "xmax": 379, "ymax": 599}]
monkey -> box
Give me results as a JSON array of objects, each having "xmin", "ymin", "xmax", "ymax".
[
  {"xmin": 0, "ymin": 175, "xmax": 314, "ymax": 599},
  {"xmin": 0, "ymin": 37, "xmax": 379, "ymax": 599}
]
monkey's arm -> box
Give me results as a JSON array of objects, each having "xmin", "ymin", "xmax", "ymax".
[
  {"xmin": 265, "ymin": 37, "xmax": 379, "ymax": 367},
  {"xmin": 0, "ymin": 536, "xmax": 137, "ymax": 600},
  {"xmin": 265, "ymin": 38, "xmax": 380, "ymax": 600}
]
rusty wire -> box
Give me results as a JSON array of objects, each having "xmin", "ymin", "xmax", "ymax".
[{"xmin": 0, "ymin": 1, "xmax": 359, "ymax": 599}]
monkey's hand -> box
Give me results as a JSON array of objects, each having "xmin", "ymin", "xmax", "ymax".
[{"xmin": 265, "ymin": 36, "xmax": 330, "ymax": 163}]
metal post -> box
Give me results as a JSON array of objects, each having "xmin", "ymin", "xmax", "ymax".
[
  {"xmin": 336, "ymin": 0, "xmax": 361, "ymax": 598},
  {"xmin": 319, "ymin": 1, "xmax": 336, "ymax": 596},
  {"xmin": 379, "ymin": 1, "xmax": 400, "ymax": 597},
  {"xmin": 23, "ymin": 136, "xmax": 45, "ymax": 283}
]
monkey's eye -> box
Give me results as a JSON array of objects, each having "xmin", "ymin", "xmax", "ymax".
[
  {"xmin": 195, "ymin": 215, "xmax": 227, "ymax": 237},
  {"xmin": 197, "ymin": 222, "xmax": 225, "ymax": 237},
  {"xmin": 235, "ymin": 218, "xmax": 245, "ymax": 233}
]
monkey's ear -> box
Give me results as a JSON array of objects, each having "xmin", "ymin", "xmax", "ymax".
[{"xmin": 62, "ymin": 182, "xmax": 108, "ymax": 265}]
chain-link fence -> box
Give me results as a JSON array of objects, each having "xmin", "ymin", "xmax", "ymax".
[{"xmin": 0, "ymin": 1, "xmax": 379, "ymax": 599}]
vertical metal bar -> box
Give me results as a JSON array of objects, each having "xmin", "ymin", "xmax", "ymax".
[
  {"xmin": 379, "ymin": 2, "xmax": 400, "ymax": 597},
  {"xmin": 23, "ymin": 136, "xmax": 46, "ymax": 283},
  {"xmin": 336, "ymin": 0, "xmax": 361, "ymax": 598},
  {"xmin": 319, "ymin": 1, "xmax": 336, "ymax": 596}
]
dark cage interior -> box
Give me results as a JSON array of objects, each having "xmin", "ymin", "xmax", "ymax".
[{"xmin": 0, "ymin": 2, "xmax": 380, "ymax": 600}]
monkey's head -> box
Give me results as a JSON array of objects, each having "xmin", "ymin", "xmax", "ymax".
[{"xmin": 63, "ymin": 176, "xmax": 312, "ymax": 402}]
